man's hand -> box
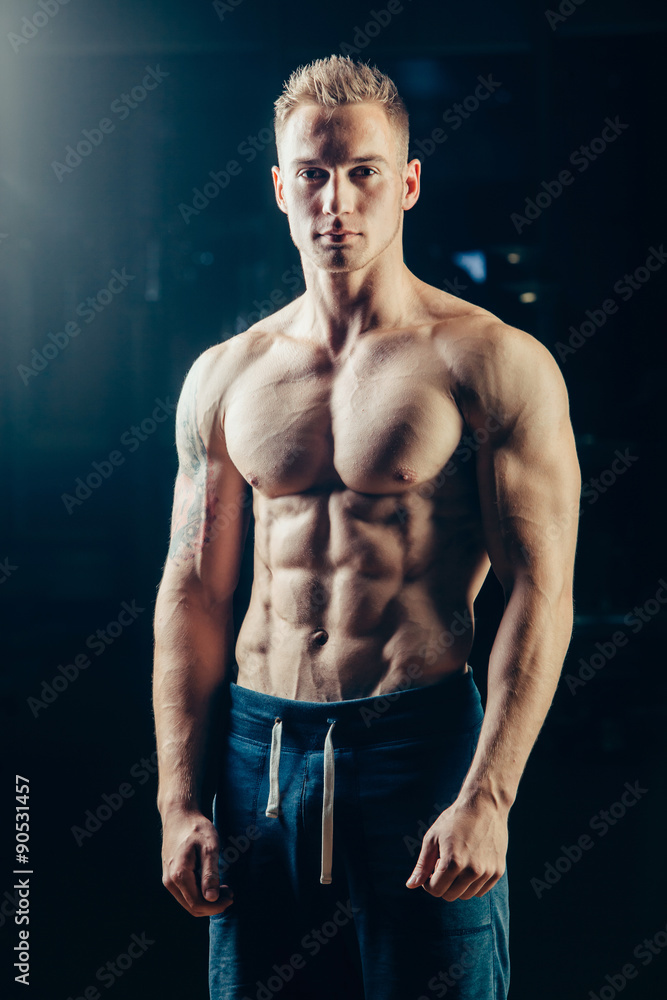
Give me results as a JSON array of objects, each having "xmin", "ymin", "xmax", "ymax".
[
  {"xmin": 405, "ymin": 797, "xmax": 508, "ymax": 900},
  {"xmin": 161, "ymin": 807, "xmax": 234, "ymax": 917}
]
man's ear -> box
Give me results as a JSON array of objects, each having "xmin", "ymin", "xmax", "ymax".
[{"xmin": 271, "ymin": 165, "xmax": 288, "ymax": 215}]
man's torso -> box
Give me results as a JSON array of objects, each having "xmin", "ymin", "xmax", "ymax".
[{"xmin": 202, "ymin": 282, "xmax": 501, "ymax": 700}]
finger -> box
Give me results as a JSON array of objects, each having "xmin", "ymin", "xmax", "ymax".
[
  {"xmin": 454, "ymin": 873, "xmax": 490, "ymax": 900},
  {"xmin": 164, "ymin": 877, "xmax": 234, "ymax": 917},
  {"xmin": 406, "ymin": 838, "xmax": 439, "ymax": 889},
  {"xmin": 199, "ymin": 839, "xmax": 223, "ymax": 903},
  {"xmin": 425, "ymin": 859, "xmax": 482, "ymax": 898},
  {"xmin": 421, "ymin": 859, "xmax": 459, "ymax": 897},
  {"xmin": 169, "ymin": 864, "xmax": 201, "ymax": 910}
]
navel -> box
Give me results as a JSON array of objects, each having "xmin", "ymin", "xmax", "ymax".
[{"xmin": 311, "ymin": 629, "xmax": 329, "ymax": 646}]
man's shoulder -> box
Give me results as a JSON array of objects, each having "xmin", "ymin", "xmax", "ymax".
[
  {"xmin": 186, "ymin": 323, "xmax": 278, "ymax": 403},
  {"xmin": 420, "ymin": 290, "xmax": 569, "ymax": 428},
  {"xmin": 430, "ymin": 299, "xmax": 562, "ymax": 389}
]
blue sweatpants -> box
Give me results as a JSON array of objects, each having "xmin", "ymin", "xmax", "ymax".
[{"xmin": 209, "ymin": 665, "xmax": 510, "ymax": 1000}]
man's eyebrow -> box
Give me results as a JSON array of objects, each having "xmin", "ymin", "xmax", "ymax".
[{"xmin": 290, "ymin": 154, "xmax": 390, "ymax": 167}]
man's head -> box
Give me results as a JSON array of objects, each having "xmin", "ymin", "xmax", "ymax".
[
  {"xmin": 271, "ymin": 54, "xmax": 420, "ymax": 275},
  {"xmin": 274, "ymin": 54, "xmax": 410, "ymax": 170}
]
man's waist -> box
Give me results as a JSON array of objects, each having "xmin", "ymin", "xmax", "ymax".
[{"xmin": 224, "ymin": 664, "xmax": 482, "ymax": 750}]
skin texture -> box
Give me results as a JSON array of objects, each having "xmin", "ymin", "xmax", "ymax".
[{"xmin": 153, "ymin": 100, "xmax": 581, "ymax": 917}]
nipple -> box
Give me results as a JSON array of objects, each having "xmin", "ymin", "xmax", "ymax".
[
  {"xmin": 312, "ymin": 629, "xmax": 329, "ymax": 646},
  {"xmin": 394, "ymin": 467, "xmax": 416, "ymax": 483}
]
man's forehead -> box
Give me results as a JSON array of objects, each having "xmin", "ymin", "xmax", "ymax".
[
  {"xmin": 284, "ymin": 102, "xmax": 391, "ymax": 145},
  {"xmin": 283, "ymin": 103, "xmax": 395, "ymax": 164}
]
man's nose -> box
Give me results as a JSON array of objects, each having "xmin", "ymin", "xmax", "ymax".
[{"xmin": 321, "ymin": 173, "xmax": 355, "ymax": 216}]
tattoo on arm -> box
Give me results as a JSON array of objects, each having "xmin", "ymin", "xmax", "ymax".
[{"xmin": 168, "ymin": 364, "xmax": 211, "ymax": 563}]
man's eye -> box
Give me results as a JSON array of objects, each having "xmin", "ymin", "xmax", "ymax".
[{"xmin": 298, "ymin": 167, "xmax": 377, "ymax": 180}]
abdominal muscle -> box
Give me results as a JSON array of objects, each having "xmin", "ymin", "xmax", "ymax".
[{"xmin": 233, "ymin": 484, "xmax": 491, "ymax": 702}]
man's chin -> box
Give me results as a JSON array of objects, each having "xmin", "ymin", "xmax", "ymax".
[{"xmin": 311, "ymin": 247, "xmax": 368, "ymax": 272}]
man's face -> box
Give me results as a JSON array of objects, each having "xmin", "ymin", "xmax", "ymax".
[{"xmin": 272, "ymin": 102, "xmax": 420, "ymax": 274}]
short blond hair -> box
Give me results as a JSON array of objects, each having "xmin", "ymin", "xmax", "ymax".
[{"xmin": 273, "ymin": 54, "xmax": 410, "ymax": 168}]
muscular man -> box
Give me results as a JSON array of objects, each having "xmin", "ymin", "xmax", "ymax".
[{"xmin": 153, "ymin": 54, "xmax": 581, "ymax": 1000}]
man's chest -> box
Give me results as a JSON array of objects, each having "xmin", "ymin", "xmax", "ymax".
[{"xmin": 222, "ymin": 331, "xmax": 466, "ymax": 498}]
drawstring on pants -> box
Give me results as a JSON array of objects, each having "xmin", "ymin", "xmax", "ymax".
[
  {"xmin": 320, "ymin": 719, "xmax": 336, "ymax": 885},
  {"xmin": 265, "ymin": 717, "xmax": 283, "ymax": 818},
  {"xmin": 265, "ymin": 715, "xmax": 337, "ymax": 885}
]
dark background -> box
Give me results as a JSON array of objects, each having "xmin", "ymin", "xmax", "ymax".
[{"xmin": 1, "ymin": 0, "xmax": 666, "ymax": 997}]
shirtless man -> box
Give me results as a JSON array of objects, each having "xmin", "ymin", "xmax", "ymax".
[{"xmin": 153, "ymin": 54, "xmax": 581, "ymax": 1000}]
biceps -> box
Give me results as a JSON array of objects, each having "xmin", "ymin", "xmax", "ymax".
[
  {"xmin": 168, "ymin": 470, "xmax": 208, "ymax": 563},
  {"xmin": 477, "ymin": 428, "xmax": 581, "ymax": 591},
  {"xmin": 164, "ymin": 457, "xmax": 252, "ymax": 607}
]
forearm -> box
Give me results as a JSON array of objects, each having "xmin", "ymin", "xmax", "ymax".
[
  {"xmin": 153, "ymin": 590, "xmax": 234, "ymax": 817},
  {"xmin": 459, "ymin": 580, "xmax": 574, "ymax": 811}
]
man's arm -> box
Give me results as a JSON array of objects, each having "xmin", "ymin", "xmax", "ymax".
[
  {"xmin": 407, "ymin": 321, "xmax": 581, "ymax": 900},
  {"xmin": 153, "ymin": 345, "xmax": 251, "ymax": 917}
]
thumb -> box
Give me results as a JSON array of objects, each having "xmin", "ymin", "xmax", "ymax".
[{"xmin": 406, "ymin": 838, "xmax": 438, "ymax": 888}]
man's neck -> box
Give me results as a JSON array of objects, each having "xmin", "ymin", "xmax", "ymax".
[{"xmin": 297, "ymin": 256, "xmax": 417, "ymax": 355}]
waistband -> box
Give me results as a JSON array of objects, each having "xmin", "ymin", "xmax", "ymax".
[
  {"xmin": 225, "ymin": 664, "xmax": 481, "ymax": 751},
  {"xmin": 224, "ymin": 664, "xmax": 481, "ymax": 886}
]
